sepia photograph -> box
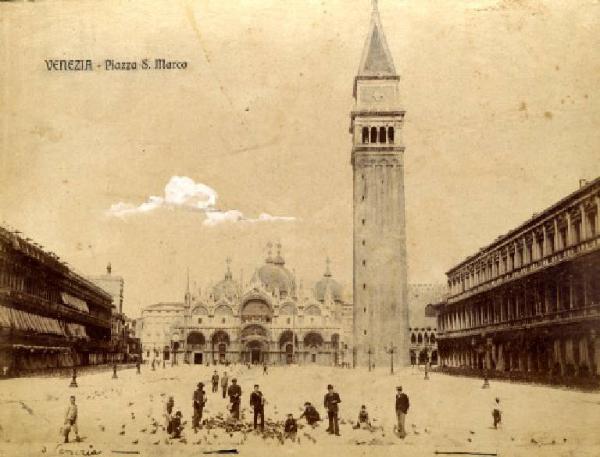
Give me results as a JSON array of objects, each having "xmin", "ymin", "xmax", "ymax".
[{"xmin": 1, "ymin": 0, "xmax": 599, "ymax": 456}]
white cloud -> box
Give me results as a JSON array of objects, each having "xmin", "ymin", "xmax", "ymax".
[
  {"xmin": 107, "ymin": 176, "xmax": 295, "ymax": 226},
  {"xmin": 203, "ymin": 209, "xmax": 245, "ymax": 226}
]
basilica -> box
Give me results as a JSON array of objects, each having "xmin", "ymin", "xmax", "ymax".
[{"xmin": 139, "ymin": 243, "xmax": 353, "ymax": 366}]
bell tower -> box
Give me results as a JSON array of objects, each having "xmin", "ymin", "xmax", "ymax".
[{"xmin": 351, "ymin": 0, "xmax": 409, "ymax": 368}]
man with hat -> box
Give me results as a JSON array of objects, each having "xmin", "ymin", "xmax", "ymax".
[
  {"xmin": 323, "ymin": 384, "xmax": 341, "ymax": 436},
  {"xmin": 211, "ymin": 370, "xmax": 219, "ymax": 393},
  {"xmin": 395, "ymin": 385, "xmax": 410, "ymax": 439},
  {"xmin": 192, "ymin": 382, "xmax": 207, "ymax": 431},
  {"xmin": 221, "ymin": 371, "xmax": 229, "ymax": 399},
  {"xmin": 300, "ymin": 401, "xmax": 320, "ymax": 426},
  {"xmin": 227, "ymin": 378, "xmax": 242, "ymax": 420}
]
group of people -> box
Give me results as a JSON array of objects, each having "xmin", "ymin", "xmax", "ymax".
[{"xmin": 60, "ymin": 371, "xmax": 502, "ymax": 444}]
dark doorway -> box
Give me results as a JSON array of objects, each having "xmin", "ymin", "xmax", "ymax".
[
  {"xmin": 285, "ymin": 344, "xmax": 293, "ymax": 364},
  {"xmin": 193, "ymin": 353, "xmax": 203, "ymax": 365},
  {"xmin": 218, "ymin": 344, "xmax": 226, "ymax": 363},
  {"xmin": 251, "ymin": 349, "xmax": 260, "ymax": 364}
]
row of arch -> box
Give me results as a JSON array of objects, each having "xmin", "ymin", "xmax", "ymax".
[
  {"xmin": 191, "ymin": 303, "xmax": 323, "ymax": 317},
  {"xmin": 361, "ymin": 126, "xmax": 395, "ymax": 144},
  {"xmin": 411, "ymin": 332, "xmax": 436, "ymax": 345},
  {"xmin": 185, "ymin": 329, "xmax": 338, "ymax": 349}
]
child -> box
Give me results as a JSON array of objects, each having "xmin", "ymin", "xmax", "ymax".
[
  {"xmin": 62, "ymin": 396, "xmax": 81, "ymax": 443},
  {"xmin": 353, "ymin": 405, "xmax": 371, "ymax": 430},
  {"xmin": 168, "ymin": 411, "xmax": 183, "ymax": 438},
  {"xmin": 283, "ymin": 413, "xmax": 298, "ymax": 440},
  {"xmin": 492, "ymin": 397, "xmax": 502, "ymax": 429}
]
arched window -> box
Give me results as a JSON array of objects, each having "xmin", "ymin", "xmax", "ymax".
[
  {"xmin": 388, "ymin": 127, "xmax": 395, "ymax": 143},
  {"xmin": 430, "ymin": 333, "xmax": 436, "ymax": 344},
  {"xmin": 362, "ymin": 127, "xmax": 369, "ymax": 144},
  {"xmin": 411, "ymin": 333, "xmax": 416, "ymax": 344},
  {"xmin": 379, "ymin": 126, "xmax": 387, "ymax": 143},
  {"xmin": 417, "ymin": 333, "xmax": 423, "ymax": 344},
  {"xmin": 424, "ymin": 333, "xmax": 429, "ymax": 344},
  {"xmin": 370, "ymin": 127, "xmax": 377, "ymax": 143}
]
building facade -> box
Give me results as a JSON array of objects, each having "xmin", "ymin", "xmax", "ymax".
[
  {"xmin": 408, "ymin": 284, "xmax": 446, "ymax": 366},
  {"xmin": 351, "ymin": 1, "xmax": 410, "ymax": 367},
  {"xmin": 138, "ymin": 302, "xmax": 186, "ymax": 363},
  {"xmin": 433, "ymin": 178, "xmax": 600, "ymax": 386},
  {"xmin": 0, "ymin": 226, "xmax": 113, "ymax": 375},
  {"xmin": 139, "ymin": 245, "xmax": 351, "ymax": 366},
  {"xmin": 88, "ymin": 264, "xmax": 132, "ymax": 362}
]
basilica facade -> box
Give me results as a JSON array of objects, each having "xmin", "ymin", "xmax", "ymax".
[{"xmin": 139, "ymin": 244, "xmax": 352, "ymax": 366}]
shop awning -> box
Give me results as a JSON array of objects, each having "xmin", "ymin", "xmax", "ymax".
[
  {"xmin": 0, "ymin": 305, "xmax": 11, "ymax": 327},
  {"xmin": 12, "ymin": 344, "xmax": 71, "ymax": 353},
  {"xmin": 64, "ymin": 322, "xmax": 88, "ymax": 339},
  {"xmin": 0, "ymin": 305, "xmax": 66, "ymax": 336},
  {"xmin": 61, "ymin": 292, "xmax": 89, "ymax": 313}
]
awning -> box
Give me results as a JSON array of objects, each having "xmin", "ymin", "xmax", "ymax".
[
  {"xmin": 0, "ymin": 305, "xmax": 11, "ymax": 327},
  {"xmin": 64, "ymin": 322, "xmax": 88, "ymax": 339},
  {"xmin": 1, "ymin": 305, "xmax": 66, "ymax": 336},
  {"xmin": 61, "ymin": 292, "xmax": 89, "ymax": 313},
  {"xmin": 12, "ymin": 344, "xmax": 71, "ymax": 353}
]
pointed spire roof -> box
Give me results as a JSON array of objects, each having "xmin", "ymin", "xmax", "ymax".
[{"xmin": 357, "ymin": 0, "xmax": 396, "ymax": 77}]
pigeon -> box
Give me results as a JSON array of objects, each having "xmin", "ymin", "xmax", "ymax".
[
  {"xmin": 531, "ymin": 438, "xmax": 538, "ymax": 444},
  {"xmin": 152, "ymin": 440, "xmax": 159, "ymax": 445},
  {"xmin": 469, "ymin": 430, "xmax": 475, "ymax": 434},
  {"xmin": 131, "ymin": 440, "xmax": 138, "ymax": 445}
]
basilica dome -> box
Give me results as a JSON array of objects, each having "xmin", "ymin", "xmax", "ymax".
[
  {"xmin": 314, "ymin": 259, "xmax": 343, "ymax": 302},
  {"xmin": 255, "ymin": 243, "xmax": 295, "ymax": 296},
  {"xmin": 212, "ymin": 262, "xmax": 240, "ymax": 302}
]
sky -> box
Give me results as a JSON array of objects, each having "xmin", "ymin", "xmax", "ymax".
[{"xmin": 1, "ymin": 0, "xmax": 599, "ymax": 317}]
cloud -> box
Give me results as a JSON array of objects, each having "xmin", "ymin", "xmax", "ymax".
[{"xmin": 107, "ymin": 176, "xmax": 295, "ymax": 226}]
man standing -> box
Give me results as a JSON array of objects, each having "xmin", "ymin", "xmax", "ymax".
[
  {"xmin": 323, "ymin": 384, "xmax": 341, "ymax": 436},
  {"xmin": 63, "ymin": 396, "xmax": 80, "ymax": 443},
  {"xmin": 192, "ymin": 382, "xmax": 207, "ymax": 431},
  {"xmin": 211, "ymin": 370, "xmax": 219, "ymax": 393},
  {"xmin": 263, "ymin": 363, "xmax": 268, "ymax": 375},
  {"xmin": 227, "ymin": 378, "xmax": 242, "ymax": 420},
  {"xmin": 395, "ymin": 386, "xmax": 409, "ymax": 439},
  {"xmin": 250, "ymin": 384, "xmax": 265, "ymax": 431},
  {"xmin": 221, "ymin": 371, "xmax": 229, "ymax": 399}
]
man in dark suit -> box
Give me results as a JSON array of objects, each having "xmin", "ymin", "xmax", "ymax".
[
  {"xmin": 192, "ymin": 382, "xmax": 207, "ymax": 431},
  {"xmin": 249, "ymin": 384, "xmax": 265, "ymax": 430},
  {"xmin": 211, "ymin": 371, "xmax": 219, "ymax": 393},
  {"xmin": 395, "ymin": 386, "xmax": 410, "ymax": 438},
  {"xmin": 323, "ymin": 384, "xmax": 341, "ymax": 436},
  {"xmin": 300, "ymin": 401, "xmax": 321, "ymax": 426},
  {"xmin": 227, "ymin": 378, "xmax": 242, "ymax": 420}
]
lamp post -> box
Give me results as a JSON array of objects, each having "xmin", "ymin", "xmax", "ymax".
[
  {"xmin": 69, "ymin": 367, "xmax": 78, "ymax": 387},
  {"xmin": 385, "ymin": 343, "xmax": 397, "ymax": 375},
  {"xmin": 366, "ymin": 347, "xmax": 373, "ymax": 372}
]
